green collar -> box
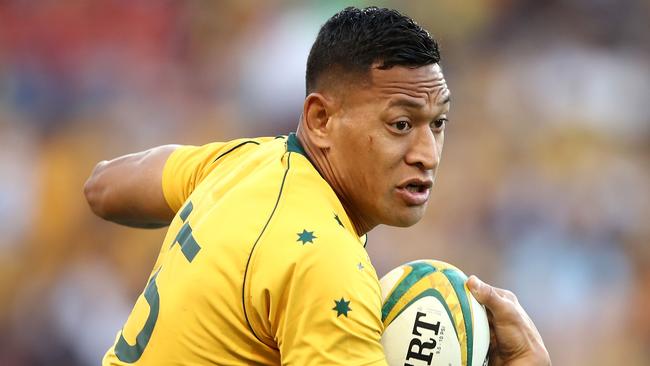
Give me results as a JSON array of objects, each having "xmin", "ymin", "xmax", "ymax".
[{"xmin": 287, "ymin": 132, "xmax": 307, "ymax": 156}]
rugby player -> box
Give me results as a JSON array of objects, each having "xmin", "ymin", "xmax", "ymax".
[{"xmin": 85, "ymin": 6, "xmax": 550, "ymax": 365}]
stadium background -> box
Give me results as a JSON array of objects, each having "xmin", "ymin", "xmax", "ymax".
[{"xmin": 0, "ymin": 1, "xmax": 648, "ymax": 365}]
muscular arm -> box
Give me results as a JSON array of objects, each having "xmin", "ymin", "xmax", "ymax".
[{"xmin": 84, "ymin": 145, "xmax": 180, "ymax": 228}]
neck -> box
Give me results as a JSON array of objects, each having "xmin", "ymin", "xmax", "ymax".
[{"xmin": 296, "ymin": 125, "xmax": 375, "ymax": 236}]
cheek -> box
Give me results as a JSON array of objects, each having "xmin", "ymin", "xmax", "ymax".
[
  {"xmin": 375, "ymin": 133, "xmax": 409, "ymax": 168},
  {"xmin": 437, "ymin": 133, "xmax": 445, "ymax": 156},
  {"xmin": 365, "ymin": 134, "xmax": 405, "ymax": 189},
  {"xmin": 347, "ymin": 133, "xmax": 381, "ymax": 189},
  {"xmin": 366, "ymin": 134, "xmax": 379, "ymax": 159}
]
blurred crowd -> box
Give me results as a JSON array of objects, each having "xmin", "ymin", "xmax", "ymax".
[{"xmin": 0, "ymin": 1, "xmax": 648, "ymax": 365}]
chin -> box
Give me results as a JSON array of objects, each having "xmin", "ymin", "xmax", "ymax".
[{"xmin": 385, "ymin": 208, "xmax": 426, "ymax": 227}]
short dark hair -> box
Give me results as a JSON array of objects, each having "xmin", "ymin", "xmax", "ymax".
[{"xmin": 306, "ymin": 6, "xmax": 440, "ymax": 94}]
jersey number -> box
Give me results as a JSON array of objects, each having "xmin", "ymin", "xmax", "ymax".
[{"xmin": 114, "ymin": 201, "xmax": 201, "ymax": 363}]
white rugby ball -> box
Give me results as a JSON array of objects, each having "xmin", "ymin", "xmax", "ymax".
[{"xmin": 380, "ymin": 259, "xmax": 490, "ymax": 366}]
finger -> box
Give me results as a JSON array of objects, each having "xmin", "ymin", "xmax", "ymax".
[
  {"xmin": 466, "ymin": 275, "xmax": 498, "ymax": 306},
  {"xmin": 498, "ymin": 289, "xmax": 519, "ymax": 304},
  {"xmin": 466, "ymin": 275, "xmax": 516, "ymax": 319}
]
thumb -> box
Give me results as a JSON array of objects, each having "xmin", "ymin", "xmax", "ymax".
[
  {"xmin": 467, "ymin": 275, "xmax": 497, "ymax": 309},
  {"xmin": 466, "ymin": 275, "xmax": 486, "ymax": 299}
]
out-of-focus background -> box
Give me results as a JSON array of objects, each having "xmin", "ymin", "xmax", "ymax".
[{"xmin": 0, "ymin": 0, "xmax": 648, "ymax": 365}]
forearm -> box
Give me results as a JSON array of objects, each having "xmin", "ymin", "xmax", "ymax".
[{"xmin": 84, "ymin": 145, "xmax": 179, "ymax": 228}]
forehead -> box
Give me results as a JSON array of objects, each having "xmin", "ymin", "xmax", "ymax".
[{"xmin": 367, "ymin": 64, "xmax": 450, "ymax": 106}]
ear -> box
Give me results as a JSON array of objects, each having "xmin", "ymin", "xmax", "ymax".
[{"xmin": 301, "ymin": 92, "xmax": 335, "ymax": 149}]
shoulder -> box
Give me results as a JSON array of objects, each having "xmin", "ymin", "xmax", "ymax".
[
  {"xmin": 167, "ymin": 136, "xmax": 277, "ymax": 166},
  {"xmin": 162, "ymin": 136, "xmax": 279, "ymax": 211},
  {"xmin": 253, "ymin": 142, "xmax": 373, "ymax": 284},
  {"xmin": 248, "ymin": 206, "xmax": 382, "ymax": 324},
  {"xmin": 252, "ymin": 205, "xmax": 379, "ymax": 297},
  {"xmin": 242, "ymin": 146, "xmax": 384, "ymax": 349}
]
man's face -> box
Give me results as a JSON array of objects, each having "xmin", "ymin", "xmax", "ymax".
[{"xmin": 328, "ymin": 63, "xmax": 450, "ymax": 229}]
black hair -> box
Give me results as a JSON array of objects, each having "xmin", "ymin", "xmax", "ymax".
[{"xmin": 306, "ymin": 6, "xmax": 440, "ymax": 94}]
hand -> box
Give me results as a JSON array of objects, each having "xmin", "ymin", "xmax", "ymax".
[{"xmin": 467, "ymin": 275, "xmax": 551, "ymax": 366}]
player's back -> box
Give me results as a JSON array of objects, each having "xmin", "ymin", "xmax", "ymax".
[{"xmin": 103, "ymin": 135, "xmax": 386, "ymax": 365}]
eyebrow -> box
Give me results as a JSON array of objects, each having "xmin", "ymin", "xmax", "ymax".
[
  {"xmin": 388, "ymin": 95, "xmax": 451, "ymax": 108},
  {"xmin": 388, "ymin": 98, "xmax": 425, "ymax": 109}
]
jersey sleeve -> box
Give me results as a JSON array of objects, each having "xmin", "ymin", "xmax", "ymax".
[
  {"xmin": 162, "ymin": 138, "xmax": 268, "ymax": 213},
  {"xmin": 276, "ymin": 238, "xmax": 387, "ymax": 366}
]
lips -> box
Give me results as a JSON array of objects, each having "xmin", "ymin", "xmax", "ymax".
[{"xmin": 395, "ymin": 178, "xmax": 433, "ymax": 206}]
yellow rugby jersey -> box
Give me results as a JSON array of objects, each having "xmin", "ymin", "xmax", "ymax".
[{"xmin": 103, "ymin": 134, "xmax": 387, "ymax": 365}]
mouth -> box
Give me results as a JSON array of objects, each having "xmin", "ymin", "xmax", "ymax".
[
  {"xmin": 398, "ymin": 178, "xmax": 433, "ymax": 192},
  {"xmin": 403, "ymin": 183, "xmax": 430, "ymax": 193},
  {"xmin": 395, "ymin": 178, "xmax": 433, "ymax": 206}
]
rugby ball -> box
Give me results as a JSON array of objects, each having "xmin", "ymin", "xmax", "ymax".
[{"xmin": 380, "ymin": 260, "xmax": 490, "ymax": 366}]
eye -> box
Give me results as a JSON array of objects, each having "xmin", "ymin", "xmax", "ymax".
[
  {"xmin": 431, "ymin": 118, "xmax": 447, "ymax": 132},
  {"xmin": 390, "ymin": 120, "xmax": 412, "ymax": 133}
]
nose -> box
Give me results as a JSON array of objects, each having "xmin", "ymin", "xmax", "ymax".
[{"xmin": 405, "ymin": 127, "xmax": 440, "ymax": 171}]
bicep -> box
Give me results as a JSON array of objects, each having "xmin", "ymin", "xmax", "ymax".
[{"xmin": 85, "ymin": 145, "xmax": 180, "ymax": 228}]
